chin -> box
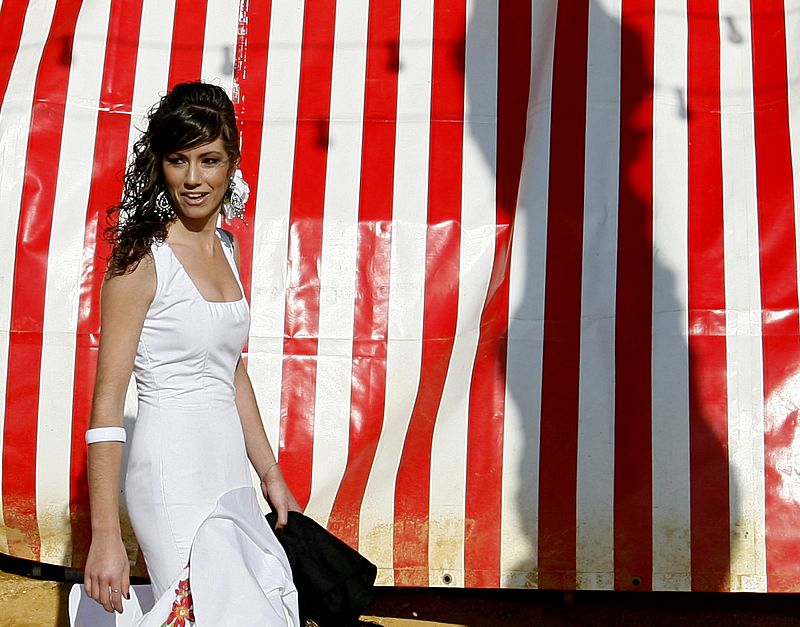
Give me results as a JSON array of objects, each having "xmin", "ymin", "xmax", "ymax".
[{"xmin": 179, "ymin": 207, "xmax": 222, "ymax": 222}]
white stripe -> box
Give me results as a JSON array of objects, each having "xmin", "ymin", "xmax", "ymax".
[
  {"xmin": 35, "ymin": 0, "xmax": 111, "ymax": 565},
  {"xmin": 428, "ymin": 0, "xmax": 498, "ymax": 589},
  {"xmin": 500, "ymin": 0, "xmax": 556, "ymax": 588},
  {"xmin": 304, "ymin": 0, "xmax": 368, "ymax": 526},
  {"xmin": 120, "ymin": 2, "xmax": 175, "ymax": 412},
  {"xmin": 575, "ymin": 0, "xmax": 620, "ymax": 592},
  {"xmin": 200, "ymin": 0, "xmax": 239, "ymax": 94},
  {"xmin": 720, "ymin": 0, "xmax": 767, "ymax": 593},
  {"xmin": 246, "ymin": 0, "xmax": 304, "ymax": 508},
  {"xmin": 650, "ymin": 0, "xmax": 690, "ymax": 592},
  {"xmin": 111, "ymin": 0, "xmax": 176, "ymax": 562},
  {"xmin": 0, "ymin": 0, "xmax": 58, "ymax": 557},
  {"xmin": 358, "ymin": 0, "xmax": 434, "ymax": 585},
  {"xmin": 127, "ymin": 0, "xmax": 175, "ymax": 154}
]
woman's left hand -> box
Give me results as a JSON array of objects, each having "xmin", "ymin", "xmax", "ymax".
[{"xmin": 260, "ymin": 463, "xmax": 302, "ymax": 529}]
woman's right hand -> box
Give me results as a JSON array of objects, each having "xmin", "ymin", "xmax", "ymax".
[
  {"xmin": 83, "ymin": 264, "xmax": 153, "ymax": 613},
  {"xmin": 84, "ymin": 533, "xmax": 131, "ymax": 613}
]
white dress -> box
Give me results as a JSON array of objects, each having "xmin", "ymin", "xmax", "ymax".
[{"xmin": 123, "ymin": 228, "xmax": 299, "ymax": 626}]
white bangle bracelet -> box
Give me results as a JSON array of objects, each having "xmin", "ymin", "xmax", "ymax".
[{"xmin": 85, "ymin": 427, "xmax": 127, "ymax": 445}]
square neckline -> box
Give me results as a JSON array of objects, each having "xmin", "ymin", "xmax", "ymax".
[{"xmin": 164, "ymin": 229, "xmax": 245, "ymax": 305}]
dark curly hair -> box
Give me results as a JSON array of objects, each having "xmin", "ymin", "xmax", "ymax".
[{"xmin": 106, "ymin": 81, "xmax": 240, "ymax": 275}]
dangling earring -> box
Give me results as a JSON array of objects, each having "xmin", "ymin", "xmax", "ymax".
[
  {"xmin": 221, "ymin": 169, "xmax": 249, "ymax": 221},
  {"xmin": 154, "ymin": 188, "xmax": 176, "ymax": 220}
]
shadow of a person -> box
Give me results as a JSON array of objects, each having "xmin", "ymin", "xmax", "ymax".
[{"xmin": 463, "ymin": 0, "xmax": 734, "ymax": 592}]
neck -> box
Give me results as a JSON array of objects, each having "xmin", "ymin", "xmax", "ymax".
[{"xmin": 167, "ymin": 213, "xmax": 220, "ymax": 246}]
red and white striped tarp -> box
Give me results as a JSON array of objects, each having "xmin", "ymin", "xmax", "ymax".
[{"xmin": 1, "ymin": 0, "xmax": 800, "ymax": 592}]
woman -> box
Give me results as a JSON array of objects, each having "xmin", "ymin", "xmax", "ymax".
[{"xmin": 83, "ymin": 82, "xmax": 301, "ymax": 625}]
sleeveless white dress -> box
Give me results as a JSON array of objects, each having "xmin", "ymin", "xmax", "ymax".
[{"xmin": 122, "ymin": 229, "xmax": 299, "ymax": 626}]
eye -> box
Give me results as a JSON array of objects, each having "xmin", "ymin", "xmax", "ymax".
[
  {"xmin": 164, "ymin": 156, "xmax": 185, "ymax": 166},
  {"xmin": 202, "ymin": 158, "xmax": 221, "ymax": 166}
]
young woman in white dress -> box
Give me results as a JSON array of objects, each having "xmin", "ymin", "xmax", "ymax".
[{"xmin": 82, "ymin": 82, "xmax": 302, "ymax": 625}]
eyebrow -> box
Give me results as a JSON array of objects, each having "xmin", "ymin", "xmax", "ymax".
[{"xmin": 165, "ymin": 149, "xmax": 226, "ymax": 158}]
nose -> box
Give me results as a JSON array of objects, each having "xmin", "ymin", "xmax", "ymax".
[{"xmin": 185, "ymin": 160, "xmax": 202, "ymax": 187}]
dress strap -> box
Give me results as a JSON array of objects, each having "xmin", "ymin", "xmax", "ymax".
[
  {"xmin": 149, "ymin": 237, "xmax": 171, "ymax": 303},
  {"xmin": 217, "ymin": 227, "xmax": 234, "ymax": 250},
  {"xmin": 215, "ymin": 228, "xmax": 245, "ymax": 293}
]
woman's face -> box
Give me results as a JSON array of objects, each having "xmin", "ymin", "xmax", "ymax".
[{"xmin": 161, "ymin": 137, "xmax": 233, "ymax": 221}]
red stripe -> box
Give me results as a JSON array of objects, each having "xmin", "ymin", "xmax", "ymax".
[
  {"xmin": 392, "ymin": 0, "xmax": 466, "ymax": 586},
  {"xmin": 686, "ymin": 0, "xmax": 730, "ymax": 592},
  {"xmin": 464, "ymin": 0, "xmax": 531, "ymax": 588},
  {"xmin": 749, "ymin": 0, "xmax": 800, "ymax": 593},
  {"xmin": 326, "ymin": 0, "xmax": 400, "ymax": 549},
  {"xmin": 68, "ymin": 0, "xmax": 145, "ymax": 570},
  {"xmin": 277, "ymin": 0, "xmax": 336, "ymax": 509},
  {"xmin": 536, "ymin": 1, "xmax": 589, "ymax": 591},
  {"xmin": 168, "ymin": 0, "xmax": 208, "ymax": 88},
  {"xmin": 1, "ymin": 0, "xmax": 83, "ymax": 560},
  {"xmin": 231, "ymin": 0, "xmax": 274, "ymax": 297},
  {"xmin": 0, "ymin": 0, "xmax": 30, "ymax": 106},
  {"xmin": 614, "ymin": 0, "xmax": 655, "ymax": 591}
]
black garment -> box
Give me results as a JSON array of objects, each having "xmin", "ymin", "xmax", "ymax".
[{"xmin": 266, "ymin": 511, "xmax": 378, "ymax": 626}]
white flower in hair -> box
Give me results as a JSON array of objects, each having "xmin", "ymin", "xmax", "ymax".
[
  {"xmin": 223, "ymin": 168, "xmax": 249, "ymax": 220},
  {"xmin": 231, "ymin": 169, "xmax": 250, "ymax": 205}
]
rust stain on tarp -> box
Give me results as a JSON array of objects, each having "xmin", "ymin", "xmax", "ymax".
[
  {"xmin": 0, "ymin": 501, "xmax": 143, "ymax": 574},
  {"xmin": 34, "ymin": 504, "xmax": 72, "ymax": 566},
  {"xmin": 0, "ymin": 524, "xmax": 36, "ymax": 562},
  {"xmin": 361, "ymin": 521, "xmax": 395, "ymax": 585},
  {"xmin": 1, "ymin": 496, "xmax": 40, "ymax": 562}
]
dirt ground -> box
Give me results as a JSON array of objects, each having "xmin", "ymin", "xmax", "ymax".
[{"xmin": 2, "ymin": 558, "xmax": 800, "ymax": 626}]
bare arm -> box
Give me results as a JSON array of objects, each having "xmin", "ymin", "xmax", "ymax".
[
  {"xmin": 229, "ymin": 232, "xmax": 301, "ymax": 526},
  {"xmin": 84, "ymin": 257, "xmax": 155, "ymax": 613},
  {"xmin": 234, "ymin": 358, "xmax": 279, "ymax": 480}
]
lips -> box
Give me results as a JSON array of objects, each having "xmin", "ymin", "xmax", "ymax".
[{"xmin": 181, "ymin": 192, "xmax": 209, "ymax": 206}]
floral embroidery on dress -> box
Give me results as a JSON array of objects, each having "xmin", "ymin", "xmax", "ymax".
[{"xmin": 161, "ymin": 577, "xmax": 195, "ymax": 627}]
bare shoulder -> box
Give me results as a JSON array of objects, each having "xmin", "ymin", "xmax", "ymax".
[
  {"xmin": 93, "ymin": 255, "xmax": 156, "ymax": 400},
  {"xmin": 102, "ymin": 254, "xmax": 156, "ymax": 311}
]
